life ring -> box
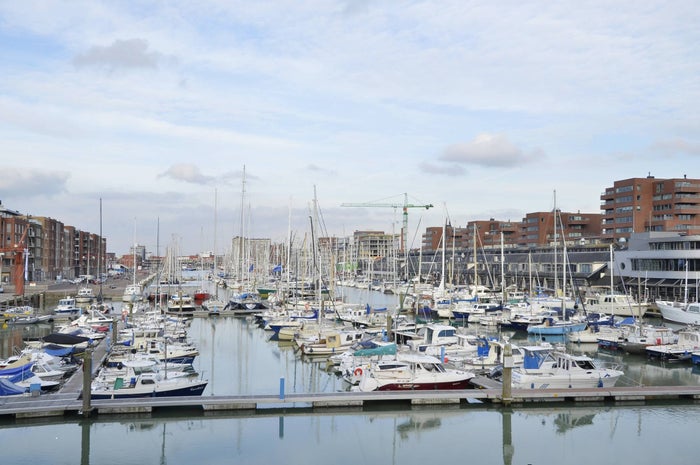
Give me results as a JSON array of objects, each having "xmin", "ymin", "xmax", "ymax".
[{"xmin": 354, "ymin": 367, "xmax": 363, "ymax": 377}]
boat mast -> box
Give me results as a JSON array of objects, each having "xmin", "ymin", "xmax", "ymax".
[
  {"xmin": 473, "ymin": 223, "xmax": 478, "ymax": 296},
  {"xmin": 238, "ymin": 165, "xmax": 246, "ymax": 285},
  {"xmin": 501, "ymin": 231, "xmax": 505, "ymax": 304},
  {"xmin": 439, "ymin": 219, "xmax": 446, "ymax": 292},
  {"xmin": 553, "ymin": 190, "xmax": 558, "ymax": 297},
  {"xmin": 213, "ymin": 188, "xmax": 218, "ymax": 299},
  {"xmin": 98, "ymin": 197, "xmax": 103, "ymax": 303}
]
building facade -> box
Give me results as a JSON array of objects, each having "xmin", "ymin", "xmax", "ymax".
[
  {"xmin": 0, "ymin": 201, "xmax": 106, "ymax": 292},
  {"xmin": 601, "ymin": 175, "xmax": 700, "ymax": 243}
]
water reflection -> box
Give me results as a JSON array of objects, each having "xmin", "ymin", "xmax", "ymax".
[
  {"xmin": 395, "ymin": 415, "xmax": 441, "ymax": 439},
  {"xmin": 3, "ymin": 404, "xmax": 696, "ymax": 465}
]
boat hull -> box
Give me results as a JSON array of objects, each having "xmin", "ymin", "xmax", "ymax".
[
  {"xmin": 376, "ymin": 378, "xmax": 473, "ymax": 391},
  {"xmin": 90, "ymin": 382, "xmax": 207, "ymax": 399},
  {"xmin": 656, "ymin": 301, "xmax": 700, "ymax": 325}
]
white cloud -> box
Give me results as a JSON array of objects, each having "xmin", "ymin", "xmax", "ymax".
[
  {"xmin": 158, "ymin": 164, "xmax": 216, "ymax": 185},
  {"xmin": 651, "ymin": 138, "xmax": 700, "ymax": 157},
  {"xmin": 439, "ymin": 134, "xmax": 542, "ymax": 168},
  {"xmin": 0, "ymin": 167, "xmax": 70, "ymax": 197},
  {"xmin": 73, "ymin": 38, "xmax": 163, "ymax": 70}
]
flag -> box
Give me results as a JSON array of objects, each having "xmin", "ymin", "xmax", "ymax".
[{"xmin": 248, "ymin": 264, "xmax": 254, "ymax": 272}]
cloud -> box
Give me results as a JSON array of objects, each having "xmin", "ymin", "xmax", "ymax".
[
  {"xmin": 307, "ymin": 164, "xmax": 337, "ymax": 176},
  {"xmin": 158, "ymin": 164, "xmax": 215, "ymax": 185},
  {"xmin": 0, "ymin": 167, "xmax": 70, "ymax": 197},
  {"xmin": 418, "ymin": 162, "xmax": 465, "ymax": 177},
  {"xmin": 440, "ymin": 134, "xmax": 542, "ymax": 167},
  {"xmin": 651, "ymin": 138, "xmax": 700, "ymax": 156},
  {"xmin": 73, "ymin": 38, "xmax": 163, "ymax": 71}
]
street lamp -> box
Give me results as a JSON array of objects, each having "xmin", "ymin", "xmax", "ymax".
[{"xmin": 0, "ymin": 252, "xmax": 4, "ymax": 285}]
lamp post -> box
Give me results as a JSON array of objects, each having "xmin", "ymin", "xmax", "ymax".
[{"xmin": 0, "ymin": 252, "xmax": 4, "ymax": 285}]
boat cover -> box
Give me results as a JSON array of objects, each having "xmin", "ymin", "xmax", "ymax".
[
  {"xmin": 0, "ymin": 378, "xmax": 25, "ymax": 396},
  {"xmin": 42, "ymin": 333, "xmax": 91, "ymax": 345},
  {"xmin": 353, "ymin": 343, "xmax": 397, "ymax": 357}
]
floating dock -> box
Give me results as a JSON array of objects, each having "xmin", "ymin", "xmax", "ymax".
[{"xmin": 3, "ymin": 382, "xmax": 700, "ymax": 419}]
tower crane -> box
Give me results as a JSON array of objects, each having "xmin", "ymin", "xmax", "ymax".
[
  {"xmin": 341, "ymin": 193, "xmax": 433, "ymax": 254},
  {"xmin": 0, "ymin": 226, "xmax": 29, "ymax": 296}
]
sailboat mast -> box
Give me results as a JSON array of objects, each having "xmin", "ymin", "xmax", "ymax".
[
  {"xmin": 501, "ymin": 232, "xmax": 505, "ymax": 304},
  {"xmin": 213, "ymin": 188, "xmax": 218, "ymax": 299},
  {"xmin": 239, "ymin": 165, "xmax": 246, "ymax": 283},
  {"xmin": 439, "ymin": 220, "xmax": 446, "ymax": 291},
  {"xmin": 553, "ymin": 190, "xmax": 558, "ymax": 296},
  {"xmin": 473, "ymin": 223, "xmax": 478, "ymax": 294},
  {"xmin": 98, "ymin": 197, "xmax": 103, "ymax": 303}
]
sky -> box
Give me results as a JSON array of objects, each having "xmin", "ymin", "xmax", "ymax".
[{"xmin": 1, "ymin": 1, "xmax": 699, "ymax": 256}]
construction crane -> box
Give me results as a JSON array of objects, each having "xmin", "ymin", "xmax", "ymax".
[
  {"xmin": 341, "ymin": 193, "xmax": 433, "ymax": 254},
  {"xmin": 0, "ymin": 226, "xmax": 29, "ymax": 296}
]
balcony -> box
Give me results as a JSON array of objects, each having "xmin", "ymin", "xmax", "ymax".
[
  {"xmin": 674, "ymin": 181, "xmax": 700, "ymax": 192},
  {"xmin": 674, "ymin": 204, "xmax": 700, "ymax": 212}
]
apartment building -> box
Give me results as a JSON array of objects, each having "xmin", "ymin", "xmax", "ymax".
[{"xmin": 601, "ymin": 175, "xmax": 700, "ymax": 243}]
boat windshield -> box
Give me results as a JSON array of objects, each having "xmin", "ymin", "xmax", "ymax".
[{"xmin": 575, "ymin": 359, "xmax": 596, "ymax": 370}]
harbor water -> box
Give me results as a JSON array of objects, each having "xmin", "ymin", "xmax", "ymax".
[{"xmin": 2, "ymin": 284, "xmax": 700, "ymax": 464}]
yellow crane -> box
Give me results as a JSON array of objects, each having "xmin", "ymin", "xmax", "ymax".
[{"xmin": 341, "ymin": 193, "xmax": 433, "ymax": 254}]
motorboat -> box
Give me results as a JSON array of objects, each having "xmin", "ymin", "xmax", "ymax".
[
  {"xmin": 526, "ymin": 316, "xmax": 587, "ymax": 336},
  {"xmin": 89, "ymin": 365, "xmax": 208, "ymax": 399},
  {"xmin": 75, "ymin": 287, "xmax": 95, "ymax": 304},
  {"xmin": 618, "ymin": 325, "xmax": 678, "ymax": 355},
  {"xmin": 655, "ymin": 301, "xmax": 700, "ymax": 326},
  {"xmin": 646, "ymin": 327, "xmax": 700, "ymax": 361},
  {"xmin": 166, "ymin": 293, "xmax": 197, "ymax": 314},
  {"xmin": 512, "ymin": 346, "xmax": 624, "ymax": 389},
  {"xmin": 53, "ymin": 297, "xmax": 81, "ymax": 316},
  {"xmin": 298, "ymin": 330, "xmax": 365, "ymax": 356},
  {"xmin": 122, "ymin": 284, "xmax": 143, "ymax": 303},
  {"xmin": 202, "ymin": 299, "xmax": 226, "ymax": 315},
  {"xmin": 353, "ymin": 353, "xmax": 475, "ymax": 392},
  {"xmin": 70, "ymin": 308, "xmax": 114, "ymax": 330}
]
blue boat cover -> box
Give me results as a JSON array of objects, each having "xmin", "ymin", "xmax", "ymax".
[
  {"xmin": 44, "ymin": 345, "xmax": 75, "ymax": 357},
  {"xmin": 0, "ymin": 378, "xmax": 25, "ymax": 396}
]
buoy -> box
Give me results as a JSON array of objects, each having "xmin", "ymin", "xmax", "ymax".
[{"xmin": 354, "ymin": 367, "xmax": 363, "ymax": 377}]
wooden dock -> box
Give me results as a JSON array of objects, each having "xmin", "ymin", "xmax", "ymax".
[{"xmin": 3, "ymin": 383, "xmax": 700, "ymax": 420}]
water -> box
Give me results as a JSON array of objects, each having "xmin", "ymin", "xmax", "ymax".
[
  {"xmin": 1, "ymin": 404, "xmax": 699, "ymax": 464},
  {"xmin": 2, "ymin": 284, "xmax": 700, "ymax": 464}
]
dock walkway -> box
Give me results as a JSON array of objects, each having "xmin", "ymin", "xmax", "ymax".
[{"xmin": 3, "ymin": 383, "xmax": 700, "ymax": 419}]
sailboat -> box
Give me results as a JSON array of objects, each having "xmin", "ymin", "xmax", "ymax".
[
  {"xmin": 202, "ymin": 188, "xmax": 228, "ymax": 316},
  {"xmin": 527, "ymin": 193, "xmax": 586, "ymax": 336}
]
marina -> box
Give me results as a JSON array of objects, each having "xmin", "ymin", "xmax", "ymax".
[
  {"xmin": 2, "ymin": 276, "xmax": 700, "ymax": 465},
  {"xmin": 3, "ymin": 281, "xmax": 700, "ymax": 420}
]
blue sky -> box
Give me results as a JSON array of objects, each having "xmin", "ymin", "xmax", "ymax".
[{"xmin": 1, "ymin": 1, "xmax": 699, "ymax": 255}]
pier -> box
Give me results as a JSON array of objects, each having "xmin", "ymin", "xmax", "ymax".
[{"xmin": 3, "ymin": 380, "xmax": 700, "ymax": 420}]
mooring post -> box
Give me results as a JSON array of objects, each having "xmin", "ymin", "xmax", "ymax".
[
  {"xmin": 82, "ymin": 347, "xmax": 93, "ymax": 417},
  {"xmin": 502, "ymin": 341, "xmax": 513, "ymax": 406},
  {"xmin": 386, "ymin": 314, "xmax": 393, "ymax": 342},
  {"xmin": 112, "ymin": 318, "xmax": 118, "ymax": 350}
]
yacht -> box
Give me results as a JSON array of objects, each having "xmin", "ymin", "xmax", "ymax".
[
  {"xmin": 512, "ymin": 346, "xmax": 624, "ymax": 389},
  {"xmin": 122, "ymin": 284, "xmax": 143, "ymax": 303}
]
